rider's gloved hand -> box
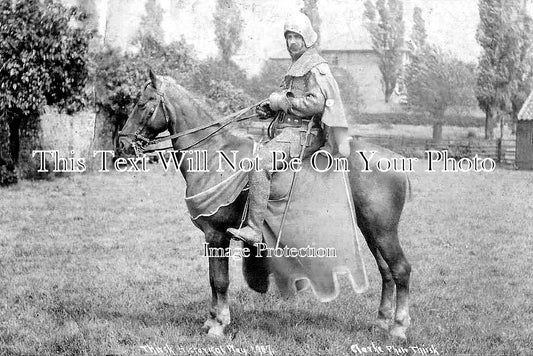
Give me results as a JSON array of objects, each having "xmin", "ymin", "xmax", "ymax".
[
  {"xmin": 256, "ymin": 101, "xmax": 275, "ymax": 119},
  {"xmin": 269, "ymin": 92, "xmax": 291, "ymax": 113}
]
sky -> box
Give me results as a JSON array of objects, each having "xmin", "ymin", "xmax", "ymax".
[{"xmin": 94, "ymin": 0, "xmax": 532, "ymax": 75}]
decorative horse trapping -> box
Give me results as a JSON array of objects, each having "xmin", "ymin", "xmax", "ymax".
[
  {"xmin": 263, "ymin": 154, "xmax": 368, "ymax": 301},
  {"xmin": 187, "ymin": 152, "xmax": 369, "ymax": 302}
]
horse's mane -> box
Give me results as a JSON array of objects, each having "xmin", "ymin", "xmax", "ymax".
[
  {"xmin": 159, "ymin": 76, "xmax": 219, "ymax": 123},
  {"xmin": 158, "ymin": 75, "xmax": 252, "ymax": 146}
]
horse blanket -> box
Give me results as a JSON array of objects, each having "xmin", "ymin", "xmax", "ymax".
[
  {"xmin": 263, "ymin": 153, "xmax": 368, "ymax": 301},
  {"xmin": 185, "ymin": 150, "xmax": 368, "ymax": 302}
]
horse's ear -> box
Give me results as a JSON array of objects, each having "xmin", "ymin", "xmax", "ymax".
[{"xmin": 148, "ymin": 68, "xmax": 161, "ymax": 89}]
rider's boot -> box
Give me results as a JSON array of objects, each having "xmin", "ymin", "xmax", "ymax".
[{"xmin": 227, "ymin": 171, "xmax": 270, "ymax": 245}]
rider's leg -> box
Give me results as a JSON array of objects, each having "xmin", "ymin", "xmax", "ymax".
[
  {"xmin": 226, "ymin": 135, "xmax": 291, "ymax": 244},
  {"xmin": 227, "ymin": 165, "xmax": 271, "ymax": 244},
  {"xmin": 227, "ymin": 128, "xmax": 325, "ymax": 244}
]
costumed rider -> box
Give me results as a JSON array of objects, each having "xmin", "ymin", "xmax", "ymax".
[{"xmin": 227, "ymin": 12, "xmax": 351, "ymax": 245}]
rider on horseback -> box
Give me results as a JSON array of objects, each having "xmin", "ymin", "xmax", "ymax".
[{"xmin": 227, "ymin": 12, "xmax": 352, "ymax": 245}]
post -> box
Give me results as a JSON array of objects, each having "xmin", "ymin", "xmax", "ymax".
[{"xmin": 497, "ymin": 138, "xmax": 502, "ymax": 163}]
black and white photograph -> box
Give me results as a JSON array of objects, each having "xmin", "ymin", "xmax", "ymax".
[{"xmin": 0, "ymin": 0, "xmax": 532, "ymax": 355}]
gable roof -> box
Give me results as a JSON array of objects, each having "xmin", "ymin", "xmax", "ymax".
[{"xmin": 518, "ymin": 91, "xmax": 533, "ymax": 121}]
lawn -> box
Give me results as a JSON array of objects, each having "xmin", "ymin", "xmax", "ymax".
[{"xmin": 0, "ymin": 160, "xmax": 531, "ymax": 355}]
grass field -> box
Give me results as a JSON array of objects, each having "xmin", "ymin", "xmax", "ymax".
[{"xmin": 1, "ymin": 161, "xmax": 532, "ymax": 355}]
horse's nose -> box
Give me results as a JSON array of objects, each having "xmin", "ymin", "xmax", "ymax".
[{"xmin": 118, "ymin": 137, "xmax": 136, "ymax": 157}]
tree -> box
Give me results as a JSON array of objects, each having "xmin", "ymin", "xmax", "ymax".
[
  {"xmin": 135, "ymin": 0, "xmax": 165, "ymax": 56},
  {"xmin": 476, "ymin": 0, "xmax": 533, "ymax": 139},
  {"xmin": 0, "ymin": 0, "xmax": 90, "ymax": 179},
  {"xmin": 409, "ymin": 6, "xmax": 427, "ymax": 53},
  {"xmin": 213, "ymin": 0, "xmax": 243, "ymax": 64},
  {"xmin": 301, "ymin": 0, "xmax": 321, "ymax": 48},
  {"xmin": 363, "ymin": 0, "xmax": 405, "ymax": 103},
  {"xmin": 510, "ymin": 10, "xmax": 533, "ymax": 133},
  {"xmin": 405, "ymin": 46, "xmax": 477, "ymax": 141}
]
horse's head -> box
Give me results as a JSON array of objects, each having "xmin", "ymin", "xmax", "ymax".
[{"xmin": 118, "ymin": 69, "xmax": 172, "ymax": 157}]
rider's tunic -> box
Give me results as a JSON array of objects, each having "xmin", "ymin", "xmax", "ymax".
[{"xmin": 259, "ymin": 47, "xmax": 348, "ymax": 174}]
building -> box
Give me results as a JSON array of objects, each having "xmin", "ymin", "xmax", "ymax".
[{"xmin": 516, "ymin": 91, "xmax": 533, "ymax": 170}]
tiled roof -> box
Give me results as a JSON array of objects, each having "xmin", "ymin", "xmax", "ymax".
[{"xmin": 518, "ymin": 91, "xmax": 533, "ymax": 121}]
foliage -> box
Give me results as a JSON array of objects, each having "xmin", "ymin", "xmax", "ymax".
[
  {"xmin": 136, "ymin": 0, "xmax": 164, "ymax": 46},
  {"xmin": 93, "ymin": 50, "xmax": 145, "ymax": 132},
  {"xmin": 331, "ymin": 66, "xmax": 366, "ymax": 116},
  {"xmin": 409, "ymin": 6, "xmax": 427, "ymax": 53},
  {"xmin": 510, "ymin": 12, "xmax": 533, "ymax": 125},
  {"xmin": 213, "ymin": 0, "xmax": 243, "ymax": 63},
  {"xmin": 190, "ymin": 58, "xmax": 256, "ymax": 114},
  {"xmin": 93, "ymin": 0, "xmax": 198, "ymax": 149},
  {"xmin": 0, "ymin": 0, "xmax": 90, "ymax": 118},
  {"xmin": 404, "ymin": 45, "xmax": 477, "ymax": 140},
  {"xmin": 0, "ymin": 0, "xmax": 90, "ymax": 183},
  {"xmin": 0, "ymin": 121, "xmax": 17, "ymax": 186},
  {"xmin": 355, "ymin": 112, "xmax": 484, "ymax": 127},
  {"xmin": 247, "ymin": 60, "xmax": 286, "ymax": 100},
  {"xmin": 363, "ymin": 0, "xmax": 405, "ymax": 103},
  {"xmin": 94, "ymin": 39, "xmax": 255, "ymax": 145},
  {"xmin": 204, "ymin": 79, "xmax": 255, "ymax": 115},
  {"xmin": 301, "ymin": 0, "xmax": 321, "ymax": 48},
  {"xmin": 405, "ymin": 46, "xmax": 477, "ymax": 119},
  {"xmin": 191, "ymin": 58, "xmax": 248, "ymax": 93},
  {"xmin": 0, "ymin": 162, "xmax": 18, "ymax": 186},
  {"xmin": 476, "ymin": 0, "xmax": 533, "ymax": 138}
]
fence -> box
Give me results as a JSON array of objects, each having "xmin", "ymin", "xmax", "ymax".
[
  {"xmin": 355, "ymin": 135, "xmax": 516, "ymax": 164},
  {"xmin": 241, "ymin": 122, "xmax": 516, "ymax": 164}
]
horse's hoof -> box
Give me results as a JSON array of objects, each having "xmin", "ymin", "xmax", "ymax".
[
  {"xmin": 374, "ymin": 319, "xmax": 390, "ymax": 331},
  {"xmin": 207, "ymin": 324, "xmax": 225, "ymax": 338},
  {"xmin": 202, "ymin": 318, "xmax": 219, "ymax": 331},
  {"xmin": 389, "ymin": 325, "xmax": 408, "ymax": 340}
]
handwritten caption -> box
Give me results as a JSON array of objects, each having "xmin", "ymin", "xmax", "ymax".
[
  {"xmin": 351, "ymin": 342, "xmax": 439, "ymax": 355},
  {"xmin": 139, "ymin": 343, "xmax": 274, "ymax": 355}
]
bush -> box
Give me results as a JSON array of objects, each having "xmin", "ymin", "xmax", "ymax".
[
  {"xmin": 0, "ymin": 158, "xmax": 17, "ymax": 186},
  {"xmin": 467, "ymin": 130, "xmax": 477, "ymax": 138},
  {"xmin": 94, "ymin": 36, "xmax": 257, "ymax": 136},
  {"xmin": 0, "ymin": 0, "xmax": 91, "ymax": 179},
  {"xmin": 247, "ymin": 60, "xmax": 286, "ymax": 100},
  {"xmin": 190, "ymin": 58, "xmax": 257, "ymax": 114},
  {"xmin": 204, "ymin": 79, "xmax": 256, "ymax": 115}
]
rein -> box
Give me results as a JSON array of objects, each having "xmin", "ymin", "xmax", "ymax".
[{"xmin": 119, "ymin": 85, "xmax": 264, "ymax": 154}]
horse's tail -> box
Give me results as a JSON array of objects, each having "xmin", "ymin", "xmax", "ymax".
[{"xmin": 404, "ymin": 173, "xmax": 413, "ymax": 203}]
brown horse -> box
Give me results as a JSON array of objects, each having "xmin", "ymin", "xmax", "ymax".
[{"xmin": 119, "ymin": 71, "xmax": 412, "ymax": 339}]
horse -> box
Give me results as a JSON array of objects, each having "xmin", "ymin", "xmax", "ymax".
[{"xmin": 118, "ymin": 70, "xmax": 412, "ymax": 340}]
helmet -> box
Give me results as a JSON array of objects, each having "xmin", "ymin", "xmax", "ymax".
[{"xmin": 283, "ymin": 12, "xmax": 318, "ymax": 48}]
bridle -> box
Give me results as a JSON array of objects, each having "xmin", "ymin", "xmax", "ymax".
[
  {"xmin": 118, "ymin": 82, "xmax": 262, "ymax": 156},
  {"xmin": 117, "ymin": 82, "xmax": 170, "ymax": 156}
]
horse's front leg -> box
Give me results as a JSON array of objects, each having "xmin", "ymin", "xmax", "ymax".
[{"xmin": 202, "ymin": 230, "xmax": 231, "ymax": 338}]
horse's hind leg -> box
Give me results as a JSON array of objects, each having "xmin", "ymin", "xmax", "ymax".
[
  {"xmin": 374, "ymin": 228, "xmax": 411, "ymax": 339},
  {"xmin": 359, "ymin": 226, "xmax": 396, "ymax": 331},
  {"xmin": 203, "ymin": 230, "xmax": 231, "ymax": 338}
]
